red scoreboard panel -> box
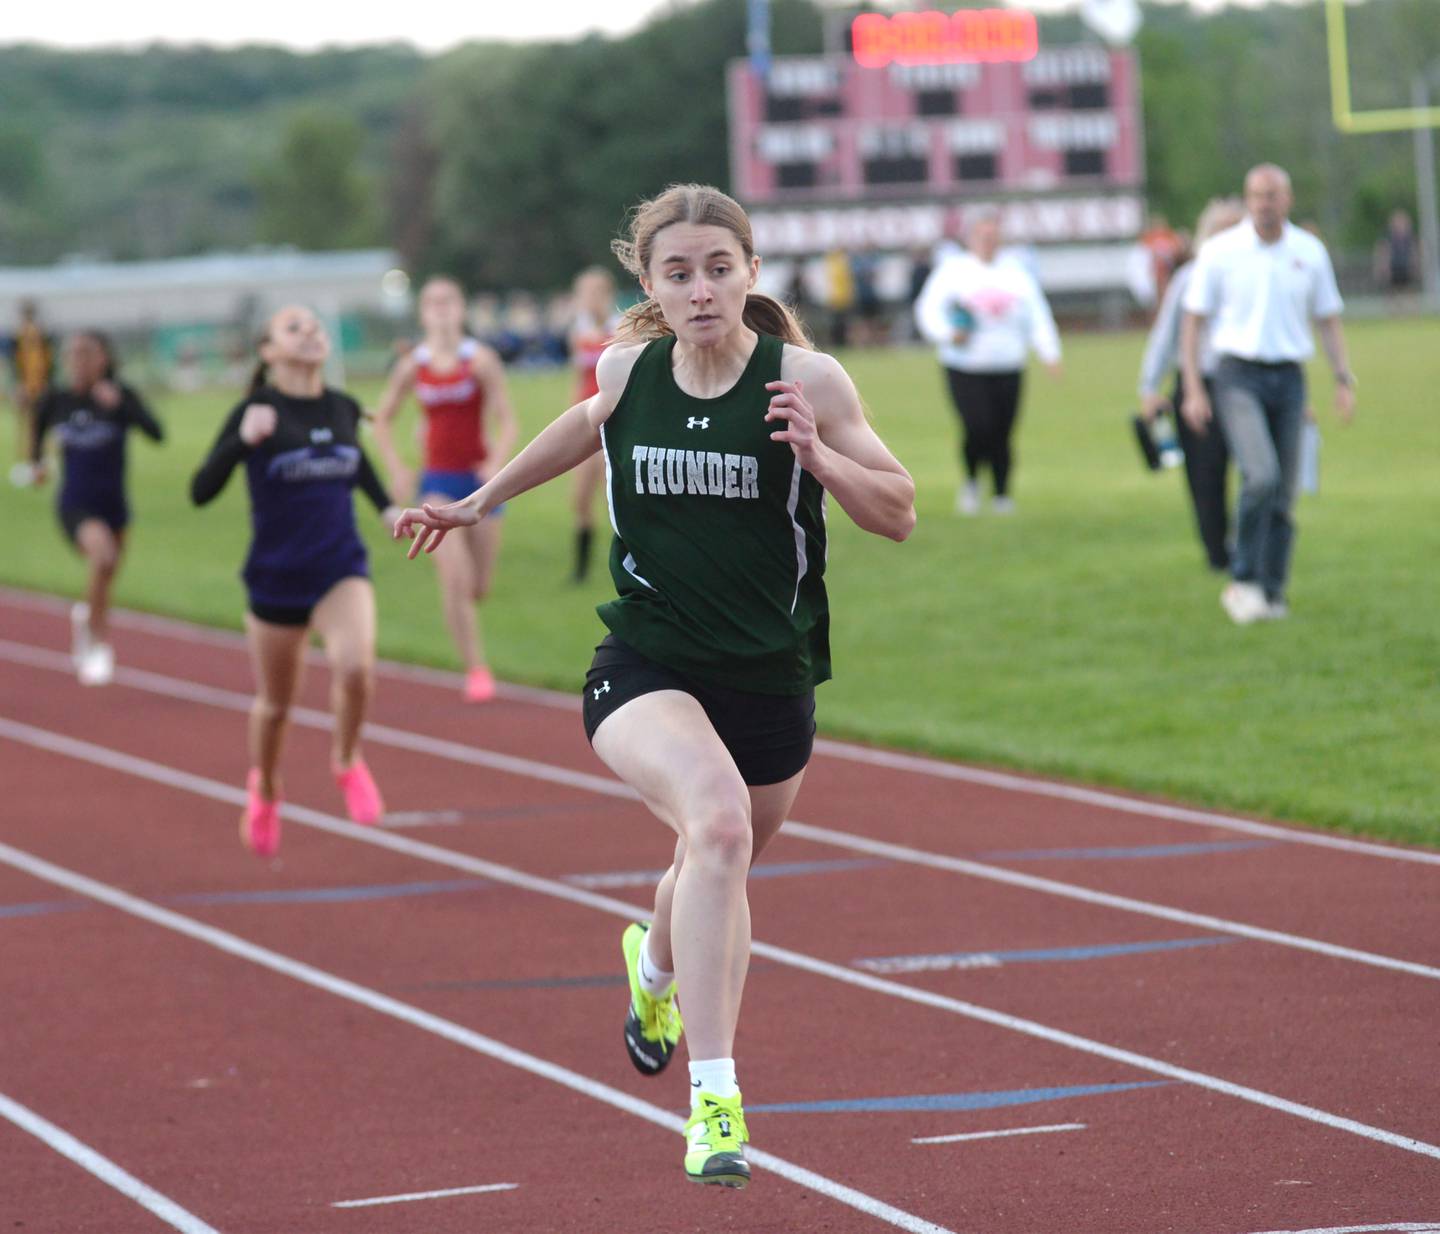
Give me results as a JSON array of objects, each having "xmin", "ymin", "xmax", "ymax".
[{"xmin": 727, "ymin": 45, "xmax": 1145, "ymax": 252}]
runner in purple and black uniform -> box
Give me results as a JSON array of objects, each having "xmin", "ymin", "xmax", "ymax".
[
  {"xmin": 30, "ymin": 331, "xmax": 164, "ymax": 686},
  {"xmin": 191, "ymin": 305, "xmax": 399, "ymax": 858}
]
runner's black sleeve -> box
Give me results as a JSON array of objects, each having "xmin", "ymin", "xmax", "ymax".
[
  {"xmin": 121, "ymin": 385, "xmax": 165, "ymax": 444},
  {"xmin": 338, "ymin": 396, "xmax": 391, "ymax": 513},
  {"xmin": 190, "ymin": 404, "xmax": 248, "ymax": 506},
  {"xmin": 28, "ymin": 392, "xmax": 57, "ymax": 463},
  {"xmin": 355, "ymin": 448, "xmax": 393, "ymax": 514}
]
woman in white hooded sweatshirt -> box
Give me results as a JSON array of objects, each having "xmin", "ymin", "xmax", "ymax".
[{"xmin": 914, "ymin": 209, "xmax": 1061, "ymax": 514}]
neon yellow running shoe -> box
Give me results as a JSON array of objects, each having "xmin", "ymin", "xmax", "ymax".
[
  {"xmin": 621, "ymin": 922, "xmax": 683, "ymax": 1075},
  {"xmin": 684, "ymin": 1091, "xmax": 750, "ymax": 1187}
]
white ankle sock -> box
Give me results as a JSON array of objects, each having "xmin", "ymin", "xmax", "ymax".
[
  {"xmin": 688, "ymin": 1057, "xmax": 739, "ymax": 1104},
  {"xmin": 637, "ymin": 930, "xmax": 674, "ymax": 996}
]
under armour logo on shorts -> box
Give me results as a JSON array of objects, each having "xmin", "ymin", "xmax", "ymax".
[
  {"xmin": 593, "ymin": 680, "xmax": 611, "ymax": 700},
  {"xmin": 686, "ymin": 417, "xmax": 710, "ymax": 430}
]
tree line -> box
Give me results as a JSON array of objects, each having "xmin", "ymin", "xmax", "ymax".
[{"xmin": 0, "ymin": 0, "xmax": 1434, "ymax": 287}]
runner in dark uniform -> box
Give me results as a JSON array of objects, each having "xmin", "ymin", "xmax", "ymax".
[
  {"xmin": 394, "ymin": 184, "xmax": 915, "ymax": 1188},
  {"xmin": 30, "ymin": 331, "xmax": 164, "ymax": 685},
  {"xmin": 191, "ymin": 305, "xmax": 397, "ymax": 857}
]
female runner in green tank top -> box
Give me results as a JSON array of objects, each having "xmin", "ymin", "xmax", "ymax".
[{"xmin": 394, "ymin": 184, "xmax": 915, "ymax": 1189}]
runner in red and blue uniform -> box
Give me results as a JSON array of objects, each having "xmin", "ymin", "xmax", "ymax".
[
  {"xmin": 30, "ymin": 331, "xmax": 164, "ymax": 686},
  {"xmin": 190, "ymin": 306, "xmax": 399, "ymax": 857},
  {"xmin": 373, "ymin": 276, "xmax": 517, "ymax": 702},
  {"xmin": 567, "ymin": 266, "xmax": 621, "ymax": 583}
]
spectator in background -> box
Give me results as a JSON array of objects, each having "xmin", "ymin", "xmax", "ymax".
[
  {"xmin": 9, "ymin": 301, "xmax": 53, "ymax": 483},
  {"xmin": 823, "ymin": 247, "xmax": 855, "ymax": 348},
  {"xmin": 1181, "ymin": 163, "xmax": 1356, "ymax": 626},
  {"xmin": 1138, "ymin": 197, "xmax": 1245, "ymax": 572},
  {"xmin": 1374, "ymin": 208, "xmax": 1418, "ymax": 293},
  {"xmin": 851, "ymin": 247, "xmax": 884, "ymax": 346},
  {"xmin": 914, "ymin": 206, "xmax": 1062, "ymax": 515},
  {"xmin": 1140, "ymin": 213, "xmax": 1186, "ymax": 309}
]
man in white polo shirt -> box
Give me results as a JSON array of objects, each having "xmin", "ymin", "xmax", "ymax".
[{"xmin": 1180, "ymin": 163, "xmax": 1356, "ymax": 625}]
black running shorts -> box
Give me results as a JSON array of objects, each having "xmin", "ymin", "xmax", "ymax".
[{"xmin": 582, "ymin": 635, "xmax": 815, "ymax": 787}]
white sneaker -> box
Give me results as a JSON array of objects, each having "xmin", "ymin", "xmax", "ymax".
[
  {"xmin": 991, "ymin": 496, "xmax": 1015, "ymax": 515},
  {"xmin": 955, "ymin": 482, "xmax": 980, "ymax": 516},
  {"xmin": 1262, "ymin": 599, "xmax": 1289, "ymax": 621},
  {"xmin": 1220, "ymin": 582, "xmax": 1268, "ymax": 626},
  {"xmin": 70, "ymin": 603, "xmax": 92, "ymax": 667},
  {"xmin": 78, "ymin": 643, "xmax": 114, "ymax": 686}
]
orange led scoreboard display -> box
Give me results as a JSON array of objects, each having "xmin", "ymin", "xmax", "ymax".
[{"xmin": 851, "ymin": 8, "xmax": 1039, "ymax": 69}]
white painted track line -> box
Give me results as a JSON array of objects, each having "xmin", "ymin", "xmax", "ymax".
[
  {"xmin": 1240, "ymin": 1226, "xmax": 1440, "ymax": 1234},
  {"xmin": 331, "ymin": 1182, "xmax": 518, "ymax": 1208},
  {"xmin": 3, "ymin": 638, "xmax": 1436, "ymax": 984},
  {"xmin": 912, "ymin": 1122, "xmax": 1085, "ymax": 1145},
  {"xmin": 3, "ymin": 716, "xmax": 1438, "ymax": 1165},
  {"xmin": 0, "ymin": 1090, "xmax": 222, "ymax": 1234},
  {"xmin": 3, "ymin": 586, "xmax": 1435, "ymax": 866},
  {"xmin": 0, "ymin": 838, "xmax": 955, "ymax": 1234}
]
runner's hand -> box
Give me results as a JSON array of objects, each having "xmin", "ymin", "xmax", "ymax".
[
  {"xmin": 239, "ymin": 403, "xmax": 278, "ymax": 446},
  {"xmin": 765, "ymin": 379, "xmax": 826, "ymax": 471},
  {"xmin": 92, "ymin": 380, "xmax": 121, "ymax": 410},
  {"xmin": 393, "ymin": 500, "xmax": 479, "ymax": 558}
]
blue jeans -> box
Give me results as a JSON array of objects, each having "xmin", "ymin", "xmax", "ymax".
[{"xmin": 1213, "ymin": 356, "xmax": 1306, "ymax": 601}]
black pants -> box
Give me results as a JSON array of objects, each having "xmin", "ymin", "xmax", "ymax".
[
  {"xmin": 943, "ymin": 368, "xmax": 1023, "ymax": 496},
  {"xmin": 1172, "ymin": 375, "xmax": 1231, "ymax": 571}
]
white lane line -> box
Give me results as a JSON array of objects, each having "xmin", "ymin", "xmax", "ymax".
[
  {"xmin": 0, "ymin": 1090, "xmax": 221, "ymax": 1234},
  {"xmin": 780, "ymin": 821, "xmax": 1440, "ymax": 982},
  {"xmin": 3, "ymin": 639, "xmax": 1434, "ymax": 984},
  {"xmin": 4, "ymin": 587, "xmax": 1434, "ymax": 867},
  {"xmin": 332, "ymin": 1182, "xmax": 518, "ymax": 1208},
  {"xmin": 3, "ymin": 717, "xmax": 1438, "ymax": 1166},
  {"xmin": 0, "ymin": 640, "xmax": 630, "ymax": 800},
  {"xmin": 1240, "ymin": 1226, "xmax": 1440, "ymax": 1234},
  {"xmin": 810, "ymin": 739, "xmax": 1440, "ymax": 867},
  {"xmin": 912, "ymin": 1122, "xmax": 1085, "ymax": 1146},
  {"xmin": 0, "ymin": 840, "xmax": 954, "ymax": 1234}
]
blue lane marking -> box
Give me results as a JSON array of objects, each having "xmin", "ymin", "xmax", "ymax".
[
  {"xmin": 170, "ymin": 878, "xmax": 493, "ymax": 906},
  {"xmin": 981, "ymin": 841, "xmax": 1274, "ymax": 861},
  {"xmin": 566, "ymin": 858, "xmax": 884, "ymax": 889},
  {"xmin": 0, "ymin": 900, "xmax": 87, "ymax": 919},
  {"xmin": 748, "ymin": 1081, "xmax": 1170, "ymax": 1114},
  {"xmin": 856, "ymin": 935, "xmax": 1237, "ymax": 974}
]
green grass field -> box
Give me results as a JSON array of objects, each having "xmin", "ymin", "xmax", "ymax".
[{"xmin": 4, "ymin": 320, "xmax": 1435, "ymax": 845}]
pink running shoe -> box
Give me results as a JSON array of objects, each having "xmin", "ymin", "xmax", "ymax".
[
  {"xmin": 241, "ymin": 769, "xmax": 281, "ymax": 858},
  {"xmin": 464, "ymin": 666, "xmax": 496, "ymax": 703},
  {"xmin": 334, "ymin": 758, "xmax": 384, "ymax": 825}
]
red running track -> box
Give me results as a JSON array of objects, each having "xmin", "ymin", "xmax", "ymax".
[{"xmin": 1, "ymin": 587, "xmax": 1438, "ymax": 1234}]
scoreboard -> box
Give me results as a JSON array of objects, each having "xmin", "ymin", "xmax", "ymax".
[{"xmin": 727, "ymin": 41, "xmax": 1146, "ymax": 254}]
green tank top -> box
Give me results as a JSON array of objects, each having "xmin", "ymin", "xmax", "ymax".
[{"xmin": 597, "ymin": 332, "xmax": 830, "ymax": 695}]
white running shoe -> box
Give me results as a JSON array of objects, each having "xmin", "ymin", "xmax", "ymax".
[
  {"xmin": 78, "ymin": 643, "xmax": 114, "ymax": 686},
  {"xmin": 70, "ymin": 603, "xmax": 92, "ymax": 667},
  {"xmin": 1262, "ymin": 599, "xmax": 1289, "ymax": 621},
  {"xmin": 956, "ymin": 482, "xmax": 981, "ymax": 516},
  {"xmin": 1220, "ymin": 582, "xmax": 1268, "ymax": 626},
  {"xmin": 991, "ymin": 496, "xmax": 1015, "ymax": 515}
]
